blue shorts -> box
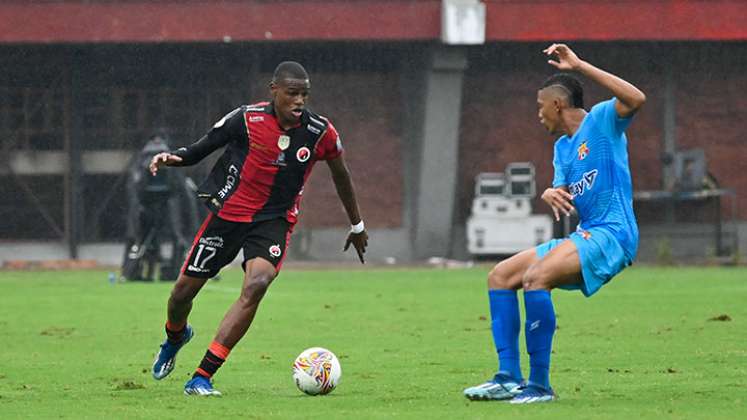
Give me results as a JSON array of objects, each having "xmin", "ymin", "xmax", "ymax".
[{"xmin": 535, "ymin": 227, "xmax": 631, "ymax": 297}]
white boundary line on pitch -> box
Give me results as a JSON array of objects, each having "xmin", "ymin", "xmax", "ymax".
[{"xmin": 202, "ymin": 285, "xmax": 240, "ymax": 294}]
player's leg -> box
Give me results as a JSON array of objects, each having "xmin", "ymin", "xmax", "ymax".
[
  {"xmin": 186, "ymin": 219, "xmax": 291, "ymax": 396},
  {"xmin": 152, "ymin": 273, "xmax": 206, "ymax": 380},
  {"xmin": 153, "ymin": 214, "xmax": 242, "ymax": 381},
  {"xmin": 184, "ymin": 258, "xmax": 278, "ymax": 396},
  {"xmin": 464, "ymin": 247, "xmax": 540, "ymax": 401},
  {"xmin": 512, "ymin": 239, "xmax": 581, "ymax": 404},
  {"xmin": 166, "ymin": 274, "xmax": 209, "ymax": 331}
]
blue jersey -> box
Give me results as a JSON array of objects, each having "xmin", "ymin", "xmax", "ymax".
[{"xmin": 552, "ymin": 98, "xmax": 638, "ymax": 260}]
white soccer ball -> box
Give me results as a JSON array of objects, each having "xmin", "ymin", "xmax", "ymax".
[{"xmin": 292, "ymin": 347, "xmax": 342, "ymax": 395}]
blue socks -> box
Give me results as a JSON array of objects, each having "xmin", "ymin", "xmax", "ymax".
[
  {"xmin": 488, "ymin": 289, "xmax": 523, "ymax": 380},
  {"xmin": 523, "ymin": 290, "xmax": 556, "ymax": 389},
  {"xmin": 487, "ymin": 289, "xmax": 556, "ymax": 388}
]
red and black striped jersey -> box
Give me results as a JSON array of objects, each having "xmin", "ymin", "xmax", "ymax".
[{"xmin": 171, "ymin": 102, "xmax": 343, "ymax": 224}]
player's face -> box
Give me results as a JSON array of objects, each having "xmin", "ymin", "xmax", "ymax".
[
  {"xmin": 271, "ymin": 78, "xmax": 310, "ymax": 127},
  {"xmin": 537, "ymin": 89, "xmax": 561, "ymax": 134}
]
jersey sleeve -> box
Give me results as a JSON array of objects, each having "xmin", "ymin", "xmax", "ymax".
[
  {"xmin": 590, "ymin": 98, "xmax": 633, "ymax": 138},
  {"xmin": 551, "ymin": 140, "xmax": 567, "ymax": 188},
  {"xmin": 171, "ymin": 107, "xmax": 246, "ymax": 166},
  {"xmin": 314, "ymin": 120, "xmax": 344, "ymax": 161}
]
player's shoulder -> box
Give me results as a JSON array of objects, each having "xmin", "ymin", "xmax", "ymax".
[
  {"xmin": 589, "ymin": 98, "xmax": 617, "ymax": 118},
  {"xmin": 303, "ymin": 109, "xmax": 333, "ymax": 133},
  {"xmin": 245, "ymin": 101, "xmax": 273, "ymax": 114},
  {"xmin": 213, "ymin": 105, "xmax": 250, "ymax": 129},
  {"xmin": 553, "ymin": 134, "xmax": 570, "ymax": 150}
]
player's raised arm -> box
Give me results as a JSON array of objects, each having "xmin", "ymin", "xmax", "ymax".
[
  {"xmin": 326, "ymin": 154, "xmax": 368, "ymax": 264},
  {"xmin": 544, "ymin": 43, "xmax": 646, "ymax": 118}
]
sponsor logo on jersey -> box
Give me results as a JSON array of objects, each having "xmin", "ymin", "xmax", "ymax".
[
  {"xmin": 249, "ymin": 115, "xmax": 264, "ymax": 122},
  {"xmin": 187, "ymin": 264, "xmax": 210, "ymax": 273},
  {"xmin": 277, "ymin": 135, "xmax": 290, "ymax": 150},
  {"xmin": 199, "ymin": 236, "xmax": 224, "ymax": 248},
  {"xmin": 579, "ymin": 230, "xmax": 592, "ymax": 240},
  {"xmin": 217, "ymin": 164, "xmax": 240, "ymax": 199},
  {"xmin": 296, "ymin": 146, "xmax": 311, "ymax": 163},
  {"xmin": 250, "ymin": 141, "xmax": 270, "ymax": 152},
  {"xmin": 271, "ymin": 152, "xmax": 287, "ymax": 167},
  {"xmin": 306, "ymin": 124, "xmax": 321, "ymax": 135},
  {"xmin": 568, "ymin": 169, "xmax": 598, "ymax": 197},
  {"xmin": 269, "ymin": 244, "xmax": 282, "ymax": 258},
  {"xmin": 577, "ymin": 141, "xmax": 590, "ymax": 160}
]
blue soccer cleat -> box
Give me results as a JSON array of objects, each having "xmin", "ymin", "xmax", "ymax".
[
  {"xmin": 509, "ymin": 383, "xmax": 557, "ymax": 404},
  {"xmin": 152, "ymin": 325, "xmax": 194, "ymax": 380},
  {"xmin": 463, "ymin": 372, "xmax": 525, "ymax": 401},
  {"xmin": 184, "ymin": 375, "xmax": 222, "ymax": 396}
]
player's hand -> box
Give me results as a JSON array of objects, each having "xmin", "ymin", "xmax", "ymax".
[
  {"xmin": 344, "ymin": 230, "xmax": 368, "ymax": 264},
  {"xmin": 541, "ymin": 188, "xmax": 575, "ymax": 221},
  {"xmin": 544, "ymin": 43, "xmax": 583, "ymax": 71},
  {"xmin": 149, "ymin": 152, "xmax": 182, "ymax": 176}
]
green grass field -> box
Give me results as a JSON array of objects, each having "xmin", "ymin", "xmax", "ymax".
[{"xmin": 0, "ymin": 266, "xmax": 745, "ymax": 419}]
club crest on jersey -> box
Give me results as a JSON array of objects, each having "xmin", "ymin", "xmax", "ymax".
[
  {"xmin": 577, "ymin": 141, "xmax": 590, "ymax": 160},
  {"xmin": 296, "ymin": 146, "xmax": 311, "ymax": 163},
  {"xmin": 269, "ymin": 244, "xmax": 282, "ymax": 258},
  {"xmin": 277, "ymin": 135, "xmax": 290, "ymax": 151}
]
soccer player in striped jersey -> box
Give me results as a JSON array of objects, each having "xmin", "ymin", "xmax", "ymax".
[
  {"xmin": 464, "ymin": 43, "xmax": 646, "ymax": 404},
  {"xmin": 149, "ymin": 61, "xmax": 368, "ymax": 396}
]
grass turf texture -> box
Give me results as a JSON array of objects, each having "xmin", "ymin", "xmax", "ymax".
[{"xmin": 0, "ymin": 267, "xmax": 745, "ymax": 419}]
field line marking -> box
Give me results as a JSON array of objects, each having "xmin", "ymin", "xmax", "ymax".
[{"xmin": 202, "ymin": 285, "xmax": 240, "ymax": 294}]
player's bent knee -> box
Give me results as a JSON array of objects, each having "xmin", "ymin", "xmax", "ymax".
[
  {"xmin": 521, "ymin": 264, "xmax": 550, "ymax": 291},
  {"xmin": 170, "ymin": 278, "xmax": 201, "ymax": 304},
  {"xmin": 239, "ymin": 274, "xmax": 275, "ymax": 304},
  {"xmin": 488, "ymin": 264, "xmax": 514, "ymax": 289}
]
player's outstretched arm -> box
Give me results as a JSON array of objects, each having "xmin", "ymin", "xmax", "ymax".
[
  {"xmin": 326, "ymin": 155, "xmax": 368, "ymax": 264},
  {"xmin": 544, "ymin": 43, "xmax": 646, "ymax": 118},
  {"xmin": 155, "ymin": 107, "xmax": 243, "ymax": 174}
]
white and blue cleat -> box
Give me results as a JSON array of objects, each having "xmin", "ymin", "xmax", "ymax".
[
  {"xmin": 152, "ymin": 325, "xmax": 194, "ymax": 380},
  {"xmin": 509, "ymin": 383, "xmax": 557, "ymax": 404},
  {"xmin": 463, "ymin": 373, "xmax": 525, "ymax": 401},
  {"xmin": 184, "ymin": 376, "xmax": 222, "ymax": 396}
]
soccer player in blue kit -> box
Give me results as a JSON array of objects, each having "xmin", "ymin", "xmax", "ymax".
[{"xmin": 463, "ymin": 43, "xmax": 646, "ymax": 404}]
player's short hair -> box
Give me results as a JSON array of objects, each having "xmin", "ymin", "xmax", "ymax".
[
  {"xmin": 272, "ymin": 61, "xmax": 309, "ymax": 84},
  {"xmin": 541, "ymin": 73, "xmax": 584, "ymax": 108}
]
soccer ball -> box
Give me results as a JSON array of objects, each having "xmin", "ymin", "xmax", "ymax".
[{"xmin": 292, "ymin": 347, "xmax": 341, "ymax": 395}]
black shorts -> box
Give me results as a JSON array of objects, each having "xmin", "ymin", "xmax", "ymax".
[{"xmin": 181, "ymin": 214, "xmax": 293, "ymax": 278}]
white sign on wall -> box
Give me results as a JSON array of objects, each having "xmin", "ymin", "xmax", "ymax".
[{"xmin": 441, "ymin": 0, "xmax": 486, "ymax": 45}]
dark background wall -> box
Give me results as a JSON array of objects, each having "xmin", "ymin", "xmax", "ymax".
[{"xmin": 1, "ymin": 41, "xmax": 745, "ymax": 251}]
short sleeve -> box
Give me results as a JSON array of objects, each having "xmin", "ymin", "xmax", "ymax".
[
  {"xmin": 552, "ymin": 140, "xmax": 567, "ymax": 188},
  {"xmin": 314, "ymin": 120, "xmax": 343, "ymax": 161},
  {"xmin": 590, "ymin": 98, "xmax": 633, "ymax": 137}
]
